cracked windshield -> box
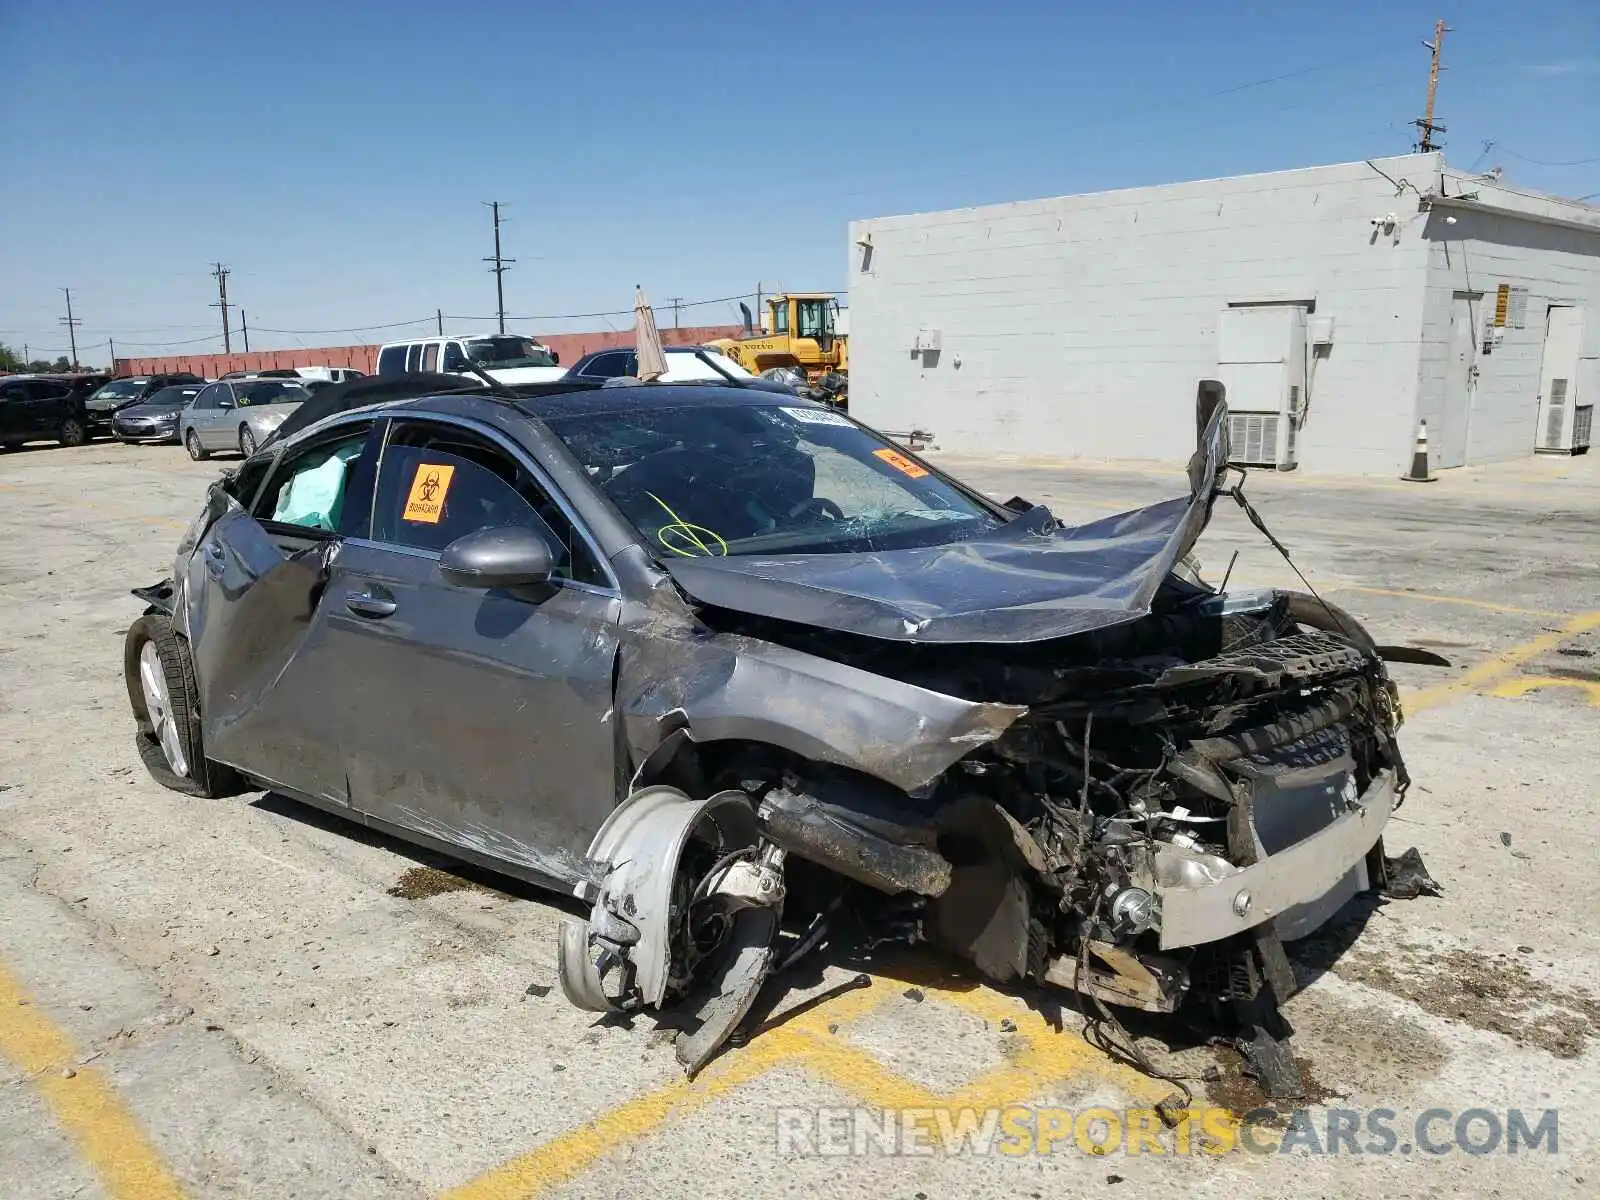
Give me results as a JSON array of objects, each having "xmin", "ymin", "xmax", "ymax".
[{"xmin": 545, "ymin": 402, "xmax": 1007, "ymax": 556}]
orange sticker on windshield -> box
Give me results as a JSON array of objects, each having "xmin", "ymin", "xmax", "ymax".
[
  {"xmin": 873, "ymin": 448, "xmax": 929, "ymax": 479},
  {"xmin": 402, "ymin": 463, "xmax": 455, "ymax": 523}
]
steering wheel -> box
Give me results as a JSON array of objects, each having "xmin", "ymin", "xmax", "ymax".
[{"xmin": 788, "ymin": 497, "xmax": 845, "ymax": 523}]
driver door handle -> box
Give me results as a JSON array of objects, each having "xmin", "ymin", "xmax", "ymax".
[{"xmin": 346, "ymin": 592, "xmax": 398, "ymax": 619}]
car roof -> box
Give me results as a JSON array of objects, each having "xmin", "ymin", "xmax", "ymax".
[{"xmin": 510, "ymin": 381, "xmax": 807, "ymax": 420}]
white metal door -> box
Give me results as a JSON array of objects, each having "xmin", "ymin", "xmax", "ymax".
[
  {"xmin": 1535, "ymin": 306, "xmax": 1582, "ymax": 450},
  {"xmin": 1438, "ymin": 293, "xmax": 1478, "ymax": 468}
]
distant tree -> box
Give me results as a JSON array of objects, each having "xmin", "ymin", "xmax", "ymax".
[{"xmin": 0, "ymin": 343, "xmax": 20, "ymax": 371}]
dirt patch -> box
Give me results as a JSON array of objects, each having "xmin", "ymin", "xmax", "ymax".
[
  {"xmin": 1203, "ymin": 1046, "xmax": 1337, "ymax": 1125},
  {"xmin": 1334, "ymin": 942, "xmax": 1600, "ymax": 1059},
  {"xmin": 386, "ymin": 866, "xmax": 495, "ymax": 900}
]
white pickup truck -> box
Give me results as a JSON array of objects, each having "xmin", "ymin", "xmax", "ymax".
[{"xmin": 375, "ymin": 334, "xmax": 567, "ymax": 385}]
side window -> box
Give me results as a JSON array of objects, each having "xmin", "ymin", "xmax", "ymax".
[
  {"xmin": 441, "ymin": 342, "xmax": 467, "ymax": 371},
  {"xmin": 214, "ymin": 384, "xmax": 235, "ymax": 408},
  {"xmin": 404, "ymin": 344, "xmax": 423, "ymax": 372},
  {"xmin": 421, "ymin": 343, "xmax": 439, "ymax": 372},
  {"xmin": 372, "ymin": 421, "xmax": 607, "ymax": 586},
  {"xmin": 0, "ymin": 381, "xmax": 25, "ymax": 401},
  {"xmin": 377, "ymin": 346, "xmax": 406, "ymax": 375},
  {"xmin": 254, "ymin": 426, "xmax": 376, "ymax": 536},
  {"xmin": 27, "ymin": 381, "xmax": 72, "ymax": 399},
  {"xmin": 582, "ymin": 351, "xmax": 625, "ymax": 378},
  {"xmin": 191, "ymin": 384, "xmax": 218, "ymax": 410},
  {"xmin": 772, "ymin": 303, "xmax": 788, "ymax": 335}
]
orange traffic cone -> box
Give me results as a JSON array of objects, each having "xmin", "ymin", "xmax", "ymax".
[{"xmin": 1400, "ymin": 419, "xmax": 1436, "ymax": 483}]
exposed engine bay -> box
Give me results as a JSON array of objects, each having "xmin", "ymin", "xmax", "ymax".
[{"xmin": 560, "ymin": 577, "xmax": 1430, "ymax": 1096}]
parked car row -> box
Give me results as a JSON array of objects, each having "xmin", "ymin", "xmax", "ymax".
[{"xmin": 0, "ymin": 367, "xmax": 360, "ymax": 455}]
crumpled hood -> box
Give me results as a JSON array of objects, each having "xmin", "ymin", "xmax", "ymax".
[{"xmin": 663, "ymin": 406, "xmax": 1228, "ymax": 645}]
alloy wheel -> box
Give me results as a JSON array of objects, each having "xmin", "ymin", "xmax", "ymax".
[{"xmin": 138, "ymin": 641, "xmax": 190, "ymax": 778}]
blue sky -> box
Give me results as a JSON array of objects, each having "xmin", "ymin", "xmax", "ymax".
[{"xmin": 1, "ymin": 0, "xmax": 1595, "ymax": 363}]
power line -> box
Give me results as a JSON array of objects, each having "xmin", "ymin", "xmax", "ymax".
[
  {"xmin": 444, "ymin": 290, "xmax": 768, "ymax": 324},
  {"xmin": 249, "ymin": 317, "xmax": 435, "ymax": 335},
  {"xmin": 1495, "ymin": 148, "xmax": 1600, "ymax": 168}
]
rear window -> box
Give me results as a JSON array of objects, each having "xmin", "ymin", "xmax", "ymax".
[{"xmin": 235, "ymin": 380, "xmax": 310, "ymax": 406}]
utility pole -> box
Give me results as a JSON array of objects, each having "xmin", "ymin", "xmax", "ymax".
[
  {"xmin": 59, "ymin": 288, "xmax": 82, "ymax": 370},
  {"xmin": 436, "ymin": 308, "xmax": 444, "ymax": 335},
  {"xmin": 668, "ymin": 297, "xmax": 684, "ymax": 329},
  {"xmin": 108, "ymin": 337, "xmax": 116, "ymax": 371},
  {"xmin": 1413, "ymin": 18, "xmax": 1450, "ymax": 153},
  {"xmin": 239, "ymin": 309, "xmax": 250, "ymax": 353},
  {"xmin": 210, "ymin": 263, "xmax": 232, "ymax": 353},
  {"xmin": 482, "ymin": 201, "xmax": 515, "ymax": 335}
]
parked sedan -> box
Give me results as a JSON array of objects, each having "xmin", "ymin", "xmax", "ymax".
[
  {"xmin": 84, "ymin": 373, "xmax": 205, "ymax": 437},
  {"xmin": 123, "ymin": 379, "xmax": 1425, "ymax": 1086},
  {"xmin": 179, "ymin": 378, "xmax": 314, "ymax": 459},
  {"xmin": 110, "ymin": 384, "xmax": 204, "ymax": 444}
]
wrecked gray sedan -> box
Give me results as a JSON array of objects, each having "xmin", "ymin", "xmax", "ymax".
[{"xmin": 124, "ymin": 380, "xmax": 1421, "ymax": 1089}]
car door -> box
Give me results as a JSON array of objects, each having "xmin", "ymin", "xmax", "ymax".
[
  {"xmin": 183, "ymin": 421, "xmax": 381, "ymax": 803},
  {"xmin": 201, "ymin": 383, "xmax": 236, "ymax": 449},
  {"xmin": 24, "ymin": 380, "xmax": 72, "ymax": 437},
  {"xmin": 0, "ymin": 380, "xmax": 27, "ymax": 440},
  {"xmin": 326, "ymin": 415, "xmax": 622, "ymax": 883}
]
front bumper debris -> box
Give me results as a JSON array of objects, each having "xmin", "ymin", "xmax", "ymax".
[{"xmin": 1150, "ymin": 768, "xmax": 1395, "ymax": 949}]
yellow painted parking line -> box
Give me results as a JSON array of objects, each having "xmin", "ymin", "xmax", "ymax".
[
  {"xmin": 1489, "ymin": 676, "xmax": 1600, "ymax": 706},
  {"xmin": 1406, "ymin": 610, "xmax": 1600, "ymax": 715},
  {"xmin": 440, "ymin": 983, "xmax": 886, "ymax": 1200},
  {"xmin": 1336, "ymin": 586, "xmax": 1566, "ymax": 619},
  {"xmin": 0, "ymin": 963, "xmax": 185, "ymax": 1200},
  {"xmin": 443, "ymin": 975, "xmax": 1170, "ymax": 1200}
]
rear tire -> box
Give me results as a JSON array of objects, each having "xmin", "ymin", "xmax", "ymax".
[
  {"xmin": 58, "ymin": 416, "xmax": 87, "ymax": 447},
  {"xmin": 124, "ymin": 614, "xmax": 237, "ymax": 798},
  {"xmin": 185, "ymin": 429, "xmax": 208, "ymax": 460}
]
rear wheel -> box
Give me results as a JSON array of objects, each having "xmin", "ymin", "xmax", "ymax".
[
  {"xmin": 124, "ymin": 614, "xmax": 236, "ymax": 798},
  {"xmin": 58, "ymin": 416, "xmax": 87, "ymax": 447},
  {"xmin": 238, "ymin": 425, "xmax": 257, "ymax": 457},
  {"xmin": 185, "ymin": 429, "xmax": 208, "ymax": 460}
]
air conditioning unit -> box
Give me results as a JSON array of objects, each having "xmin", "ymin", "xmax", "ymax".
[
  {"xmin": 1216, "ymin": 306, "xmax": 1307, "ymax": 469},
  {"xmin": 1535, "ymin": 359, "xmax": 1595, "ymax": 455}
]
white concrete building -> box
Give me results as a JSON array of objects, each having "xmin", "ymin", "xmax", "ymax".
[{"xmin": 847, "ymin": 153, "xmax": 1600, "ymax": 474}]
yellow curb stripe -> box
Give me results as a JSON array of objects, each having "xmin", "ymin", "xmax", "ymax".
[
  {"xmin": 1489, "ymin": 676, "xmax": 1600, "ymax": 706},
  {"xmin": 1335, "ymin": 586, "xmax": 1567, "ymax": 619},
  {"xmin": 1406, "ymin": 610, "xmax": 1600, "ymax": 715},
  {"xmin": 439, "ymin": 983, "xmax": 888, "ymax": 1200},
  {"xmin": 0, "ymin": 964, "xmax": 185, "ymax": 1200}
]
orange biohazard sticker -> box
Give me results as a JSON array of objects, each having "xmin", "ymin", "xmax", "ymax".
[
  {"xmin": 872, "ymin": 447, "xmax": 929, "ymax": 479},
  {"xmin": 402, "ymin": 463, "xmax": 456, "ymax": 523}
]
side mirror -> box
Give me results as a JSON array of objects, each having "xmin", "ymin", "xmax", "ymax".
[{"xmin": 439, "ymin": 525, "xmax": 554, "ymax": 589}]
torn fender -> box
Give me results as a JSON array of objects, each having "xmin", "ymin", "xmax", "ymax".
[{"xmin": 618, "ymin": 633, "xmax": 1026, "ymax": 794}]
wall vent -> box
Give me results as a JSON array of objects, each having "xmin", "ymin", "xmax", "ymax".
[{"xmin": 1228, "ymin": 412, "xmax": 1281, "ymax": 466}]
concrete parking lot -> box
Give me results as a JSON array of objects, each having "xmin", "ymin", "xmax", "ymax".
[{"xmin": 2, "ymin": 439, "xmax": 1598, "ymax": 1199}]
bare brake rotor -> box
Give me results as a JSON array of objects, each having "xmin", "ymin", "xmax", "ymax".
[{"xmin": 557, "ymin": 786, "xmax": 786, "ymax": 1075}]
